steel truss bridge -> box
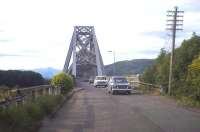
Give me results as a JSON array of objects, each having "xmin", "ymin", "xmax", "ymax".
[{"xmin": 63, "ymin": 26, "xmax": 104, "ymax": 79}]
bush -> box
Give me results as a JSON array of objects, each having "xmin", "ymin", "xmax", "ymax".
[
  {"xmin": 178, "ymin": 96, "xmax": 200, "ymax": 108},
  {"xmin": 51, "ymin": 72, "xmax": 74, "ymax": 94},
  {"xmin": 0, "ymin": 95, "xmax": 64, "ymax": 132},
  {"xmin": 23, "ymin": 102, "xmax": 43, "ymax": 121},
  {"xmin": 36, "ymin": 95, "xmax": 63, "ymax": 115},
  {"xmin": 0, "ymin": 105, "xmax": 32, "ymax": 132}
]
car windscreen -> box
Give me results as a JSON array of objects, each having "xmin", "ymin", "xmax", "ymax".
[
  {"xmin": 114, "ymin": 78, "xmax": 128, "ymax": 83},
  {"xmin": 96, "ymin": 77, "xmax": 106, "ymax": 80}
]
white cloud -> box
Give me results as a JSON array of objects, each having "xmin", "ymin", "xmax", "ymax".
[{"xmin": 0, "ymin": 0, "xmax": 199, "ymax": 69}]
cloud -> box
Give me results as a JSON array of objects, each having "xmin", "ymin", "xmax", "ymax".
[
  {"xmin": 183, "ymin": 1, "xmax": 200, "ymax": 12},
  {"xmin": 0, "ymin": 54, "xmax": 25, "ymax": 57},
  {"xmin": 141, "ymin": 30, "xmax": 184, "ymax": 39},
  {"xmin": 0, "ymin": 39, "xmax": 14, "ymax": 42},
  {"xmin": 184, "ymin": 26, "xmax": 200, "ymax": 34},
  {"xmin": 0, "ymin": 53, "xmax": 36, "ymax": 57},
  {"xmin": 0, "ymin": 0, "xmax": 200, "ymax": 69},
  {"xmin": 19, "ymin": 49, "xmax": 40, "ymax": 54},
  {"xmin": 141, "ymin": 31, "xmax": 166, "ymax": 39},
  {"xmin": 141, "ymin": 29, "xmax": 197, "ymax": 40},
  {"xmin": 137, "ymin": 49, "xmax": 160, "ymax": 55}
]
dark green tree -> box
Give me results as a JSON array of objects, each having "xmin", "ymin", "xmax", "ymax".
[
  {"xmin": 142, "ymin": 34, "xmax": 200, "ymax": 98},
  {"xmin": 0, "ymin": 70, "xmax": 44, "ymax": 88}
]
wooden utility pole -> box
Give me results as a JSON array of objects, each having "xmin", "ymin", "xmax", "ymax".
[{"xmin": 166, "ymin": 6, "xmax": 184, "ymax": 95}]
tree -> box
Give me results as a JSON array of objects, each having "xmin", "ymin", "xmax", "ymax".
[
  {"xmin": 142, "ymin": 34, "xmax": 200, "ymax": 97},
  {"xmin": 51, "ymin": 72, "xmax": 74, "ymax": 94},
  {"xmin": 155, "ymin": 48, "xmax": 170, "ymax": 86},
  {"xmin": 141, "ymin": 66, "xmax": 156, "ymax": 84},
  {"xmin": 172, "ymin": 35, "xmax": 200, "ymax": 95},
  {"xmin": 0, "ymin": 70, "xmax": 44, "ymax": 88},
  {"xmin": 186, "ymin": 55, "xmax": 200, "ymax": 100}
]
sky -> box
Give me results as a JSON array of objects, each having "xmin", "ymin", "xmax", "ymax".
[{"xmin": 0, "ymin": 0, "xmax": 200, "ymax": 70}]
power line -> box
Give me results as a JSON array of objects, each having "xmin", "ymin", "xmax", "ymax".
[{"xmin": 166, "ymin": 6, "xmax": 184, "ymax": 95}]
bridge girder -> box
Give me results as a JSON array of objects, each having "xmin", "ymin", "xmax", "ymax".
[{"xmin": 63, "ymin": 26, "xmax": 104, "ymax": 79}]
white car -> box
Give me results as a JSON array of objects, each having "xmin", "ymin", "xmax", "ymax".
[{"xmin": 93, "ymin": 76, "xmax": 108, "ymax": 88}]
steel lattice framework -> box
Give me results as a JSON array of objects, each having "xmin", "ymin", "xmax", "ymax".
[{"xmin": 63, "ymin": 26, "xmax": 104, "ymax": 79}]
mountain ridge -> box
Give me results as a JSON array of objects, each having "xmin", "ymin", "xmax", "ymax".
[
  {"xmin": 105, "ymin": 59, "xmax": 155, "ymax": 76},
  {"xmin": 33, "ymin": 67, "xmax": 61, "ymax": 79},
  {"xmin": 33, "ymin": 59, "xmax": 155, "ymax": 78}
]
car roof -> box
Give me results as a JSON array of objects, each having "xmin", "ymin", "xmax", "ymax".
[
  {"xmin": 96, "ymin": 76, "xmax": 106, "ymax": 77},
  {"xmin": 111, "ymin": 76, "xmax": 126, "ymax": 78}
]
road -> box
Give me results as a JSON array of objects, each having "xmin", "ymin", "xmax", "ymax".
[{"xmin": 40, "ymin": 82, "xmax": 200, "ymax": 132}]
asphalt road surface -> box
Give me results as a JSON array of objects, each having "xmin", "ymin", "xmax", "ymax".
[{"xmin": 40, "ymin": 82, "xmax": 200, "ymax": 132}]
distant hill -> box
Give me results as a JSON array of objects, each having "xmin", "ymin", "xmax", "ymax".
[
  {"xmin": 33, "ymin": 59, "xmax": 154, "ymax": 78},
  {"xmin": 105, "ymin": 59, "xmax": 155, "ymax": 76},
  {"xmin": 34, "ymin": 67, "xmax": 61, "ymax": 79}
]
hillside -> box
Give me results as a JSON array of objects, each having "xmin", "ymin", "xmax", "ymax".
[
  {"xmin": 105, "ymin": 59, "xmax": 155, "ymax": 76},
  {"xmin": 33, "ymin": 59, "xmax": 154, "ymax": 78}
]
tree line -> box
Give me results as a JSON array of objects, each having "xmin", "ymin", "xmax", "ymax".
[
  {"xmin": 0, "ymin": 70, "xmax": 44, "ymax": 88},
  {"xmin": 141, "ymin": 34, "xmax": 200, "ymax": 101}
]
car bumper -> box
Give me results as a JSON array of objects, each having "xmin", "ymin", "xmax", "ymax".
[
  {"xmin": 112, "ymin": 89, "xmax": 132, "ymax": 91},
  {"xmin": 94, "ymin": 84, "xmax": 107, "ymax": 87},
  {"xmin": 112, "ymin": 88, "xmax": 132, "ymax": 91}
]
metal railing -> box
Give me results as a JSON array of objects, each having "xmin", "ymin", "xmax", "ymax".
[
  {"xmin": 129, "ymin": 81, "xmax": 159, "ymax": 87},
  {"xmin": 0, "ymin": 85, "xmax": 61, "ymax": 108},
  {"xmin": 129, "ymin": 81, "xmax": 161, "ymax": 95}
]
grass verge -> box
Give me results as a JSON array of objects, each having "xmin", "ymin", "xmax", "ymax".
[
  {"xmin": 177, "ymin": 96, "xmax": 200, "ymax": 108},
  {"xmin": 0, "ymin": 95, "xmax": 64, "ymax": 132}
]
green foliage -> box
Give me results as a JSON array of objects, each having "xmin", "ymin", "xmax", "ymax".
[
  {"xmin": 0, "ymin": 70, "xmax": 44, "ymax": 88},
  {"xmin": 36, "ymin": 95, "xmax": 63, "ymax": 115},
  {"xmin": 141, "ymin": 35, "xmax": 200, "ymax": 100},
  {"xmin": 142, "ymin": 66, "xmax": 156, "ymax": 84},
  {"xmin": 178, "ymin": 96, "xmax": 200, "ymax": 108},
  {"xmin": 24, "ymin": 102, "xmax": 43, "ymax": 121},
  {"xmin": 154, "ymin": 49, "xmax": 170, "ymax": 86},
  {"xmin": 0, "ymin": 95, "xmax": 64, "ymax": 132},
  {"xmin": 141, "ymin": 48, "xmax": 169, "ymax": 87},
  {"xmin": 51, "ymin": 72, "xmax": 74, "ymax": 94},
  {"xmin": 186, "ymin": 56, "xmax": 200, "ymax": 100}
]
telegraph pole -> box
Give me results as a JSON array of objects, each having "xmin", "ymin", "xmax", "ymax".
[{"xmin": 166, "ymin": 6, "xmax": 184, "ymax": 95}]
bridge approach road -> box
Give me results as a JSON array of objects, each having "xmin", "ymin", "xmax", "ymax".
[{"xmin": 39, "ymin": 82, "xmax": 200, "ymax": 132}]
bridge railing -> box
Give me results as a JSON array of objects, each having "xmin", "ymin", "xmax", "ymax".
[
  {"xmin": 129, "ymin": 81, "xmax": 161, "ymax": 95},
  {"xmin": 0, "ymin": 85, "xmax": 61, "ymax": 108}
]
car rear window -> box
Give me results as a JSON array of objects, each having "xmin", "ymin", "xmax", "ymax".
[
  {"xmin": 114, "ymin": 78, "xmax": 128, "ymax": 83},
  {"xmin": 96, "ymin": 77, "xmax": 106, "ymax": 80}
]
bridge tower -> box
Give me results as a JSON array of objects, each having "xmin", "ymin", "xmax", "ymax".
[{"xmin": 63, "ymin": 26, "xmax": 104, "ymax": 79}]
